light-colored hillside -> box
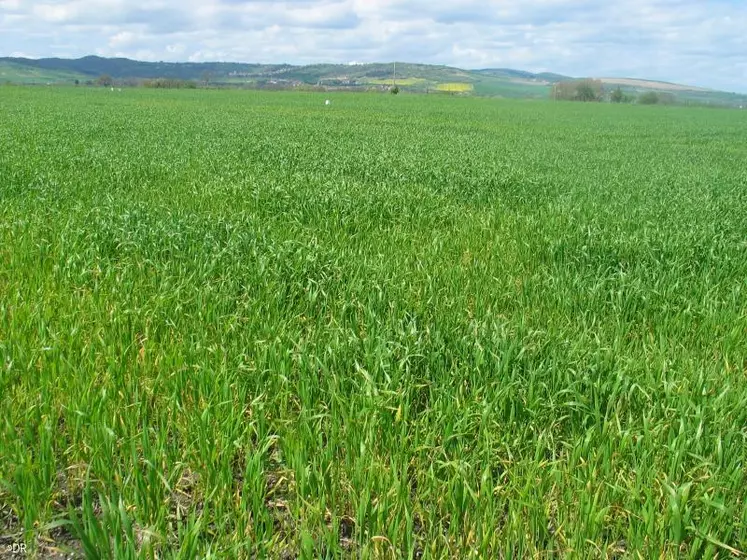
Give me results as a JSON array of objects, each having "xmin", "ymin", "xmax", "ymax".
[{"xmin": 596, "ymin": 77, "xmax": 712, "ymax": 92}]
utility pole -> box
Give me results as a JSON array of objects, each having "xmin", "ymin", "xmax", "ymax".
[{"xmin": 393, "ymin": 62, "xmax": 397, "ymax": 87}]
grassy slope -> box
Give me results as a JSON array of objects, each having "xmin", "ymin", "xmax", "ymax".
[
  {"xmin": 1, "ymin": 88, "xmax": 746, "ymax": 558},
  {"xmin": 599, "ymin": 78, "xmax": 747, "ymax": 107},
  {"xmin": 472, "ymin": 78, "xmax": 551, "ymax": 98},
  {"xmin": 0, "ymin": 61, "xmax": 87, "ymax": 84}
]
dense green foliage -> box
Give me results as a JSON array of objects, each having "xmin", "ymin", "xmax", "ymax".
[
  {"xmin": 610, "ymin": 87, "xmax": 632, "ymax": 104},
  {"xmin": 1, "ymin": 87, "xmax": 746, "ymax": 558},
  {"xmin": 639, "ymin": 92, "xmax": 662, "ymax": 105}
]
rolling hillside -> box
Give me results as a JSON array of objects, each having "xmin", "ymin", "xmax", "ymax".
[
  {"xmin": 0, "ymin": 60, "xmax": 89, "ymax": 85},
  {"xmin": 2, "ymin": 55, "xmax": 744, "ymax": 105},
  {"xmin": 0, "ymin": 56, "xmax": 556, "ymax": 98}
]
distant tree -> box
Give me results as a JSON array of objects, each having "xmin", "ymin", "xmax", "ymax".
[
  {"xmin": 201, "ymin": 71, "xmax": 214, "ymax": 87},
  {"xmin": 97, "ymin": 74, "xmax": 114, "ymax": 87},
  {"xmin": 575, "ymin": 81, "xmax": 598, "ymax": 102},
  {"xmin": 638, "ymin": 91, "xmax": 660, "ymax": 105},
  {"xmin": 390, "ymin": 86, "xmax": 400, "ymax": 95},
  {"xmin": 74, "ymin": 79, "xmax": 80, "ymax": 86},
  {"xmin": 551, "ymin": 79, "xmax": 603, "ymax": 102},
  {"xmin": 609, "ymin": 87, "xmax": 636, "ymax": 103},
  {"xmin": 142, "ymin": 78, "xmax": 198, "ymax": 89},
  {"xmin": 551, "ymin": 81, "xmax": 575, "ymax": 100}
]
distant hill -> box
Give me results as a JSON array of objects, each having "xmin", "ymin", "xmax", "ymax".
[
  {"xmin": 0, "ymin": 60, "xmax": 89, "ymax": 84},
  {"xmin": 597, "ymin": 77, "xmax": 712, "ymax": 92},
  {"xmin": 593, "ymin": 77, "xmax": 746, "ymax": 107},
  {"xmin": 473, "ymin": 68, "xmax": 569, "ymax": 82},
  {"xmin": 2, "ymin": 55, "xmax": 745, "ymax": 106},
  {"xmin": 0, "ymin": 56, "xmax": 557, "ymax": 98}
]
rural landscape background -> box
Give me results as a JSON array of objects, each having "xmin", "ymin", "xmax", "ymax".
[
  {"xmin": 1, "ymin": 79, "xmax": 746, "ymax": 557},
  {"xmin": 2, "ymin": 55, "xmax": 747, "ymax": 108}
]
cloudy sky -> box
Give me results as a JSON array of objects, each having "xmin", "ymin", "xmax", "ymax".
[{"xmin": 1, "ymin": 0, "xmax": 745, "ymax": 91}]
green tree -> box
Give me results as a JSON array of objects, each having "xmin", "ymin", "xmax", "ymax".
[
  {"xmin": 575, "ymin": 82, "xmax": 598, "ymax": 102},
  {"xmin": 639, "ymin": 91, "xmax": 660, "ymax": 105},
  {"xmin": 611, "ymin": 87, "xmax": 624, "ymax": 103},
  {"xmin": 201, "ymin": 71, "xmax": 214, "ymax": 87},
  {"xmin": 97, "ymin": 74, "xmax": 114, "ymax": 87},
  {"xmin": 551, "ymin": 79, "xmax": 603, "ymax": 102}
]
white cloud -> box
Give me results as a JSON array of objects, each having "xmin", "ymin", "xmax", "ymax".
[
  {"xmin": 108, "ymin": 30, "xmax": 137, "ymax": 48},
  {"xmin": 165, "ymin": 43, "xmax": 186, "ymax": 55},
  {"xmin": 1, "ymin": 0, "xmax": 745, "ymax": 91}
]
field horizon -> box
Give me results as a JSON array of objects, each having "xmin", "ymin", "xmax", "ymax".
[{"xmin": 3, "ymin": 55, "xmax": 746, "ymax": 107}]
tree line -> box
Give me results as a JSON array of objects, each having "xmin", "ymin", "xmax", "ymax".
[
  {"xmin": 88, "ymin": 73, "xmax": 681, "ymax": 104},
  {"xmin": 92, "ymin": 74, "xmax": 199, "ymax": 89},
  {"xmin": 551, "ymin": 79, "xmax": 677, "ymax": 104}
]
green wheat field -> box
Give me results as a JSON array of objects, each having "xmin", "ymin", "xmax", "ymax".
[{"xmin": 1, "ymin": 87, "xmax": 746, "ymax": 558}]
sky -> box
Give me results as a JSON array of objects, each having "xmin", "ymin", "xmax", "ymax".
[{"xmin": 1, "ymin": 0, "xmax": 745, "ymax": 92}]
